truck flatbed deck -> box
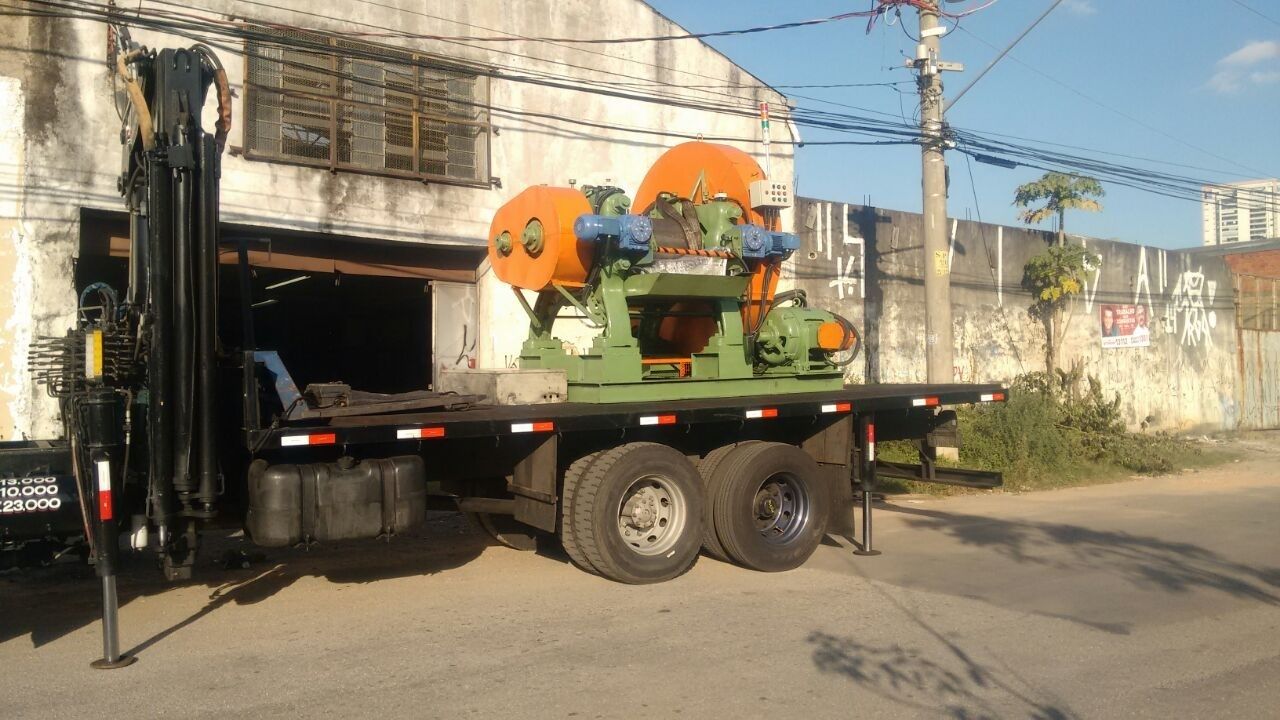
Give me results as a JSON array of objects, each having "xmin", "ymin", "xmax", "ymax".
[{"xmin": 260, "ymin": 383, "xmax": 1007, "ymax": 448}]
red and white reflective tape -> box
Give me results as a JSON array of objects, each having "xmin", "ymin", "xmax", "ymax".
[
  {"xmin": 639, "ymin": 414, "xmax": 677, "ymax": 426},
  {"xmin": 911, "ymin": 397, "xmax": 940, "ymax": 407},
  {"xmin": 396, "ymin": 426, "xmax": 445, "ymax": 440},
  {"xmin": 745, "ymin": 408, "xmax": 779, "ymax": 419},
  {"xmin": 511, "ymin": 421, "xmax": 555, "ymax": 434},
  {"xmin": 820, "ymin": 402, "xmax": 852, "ymax": 414},
  {"xmin": 867, "ymin": 423, "xmax": 876, "ymax": 462},
  {"xmin": 280, "ymin": 433, "xmax": 337, "ymax": 447},
  {"xmin": 96, "ymin": 459, "xmax": 113, "ymax": 522},
  {"xmin": 979, "ymin": 392, "xmax": 1006, "ymax": 402}
]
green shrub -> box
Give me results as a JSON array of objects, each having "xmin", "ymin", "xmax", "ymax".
[{"xmin": 880, "ymin": 369, "xmax": 1212, "ymax": 495}]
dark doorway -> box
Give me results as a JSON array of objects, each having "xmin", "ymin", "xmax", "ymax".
[
  {"xmin": 77, "ymin": 210, "xmax": 464, "ymax": 396},
  {"xmin": 222, "ymin": 266, "xmax": 432, "ymax": 394}
]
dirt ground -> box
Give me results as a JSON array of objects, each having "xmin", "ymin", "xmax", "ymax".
[{"xmin": 2, "ymin": 433, "xmax": 1278, "ymax": 719}]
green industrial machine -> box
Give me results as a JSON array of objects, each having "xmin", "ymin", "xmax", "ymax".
[{"xmin": 487, "ymin": 142, "xmax": 859, "ymax": 403}]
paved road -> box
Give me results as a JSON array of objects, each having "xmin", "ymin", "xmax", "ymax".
[{"xmin": 3, "ymin": 438, "xmax": 1278, "ymax": 719}]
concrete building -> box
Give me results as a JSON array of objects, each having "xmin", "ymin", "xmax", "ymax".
[
  {"xmin": 1202, "ymin": 179, "xmax": 1280, "ymax": 246},
  {"xmin": 0, "ymin": 1, "xmax": 795, "ymax": 440}
]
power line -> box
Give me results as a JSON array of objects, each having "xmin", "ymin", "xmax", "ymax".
[
  {"xmin": 954, "ymin": 23, "xmax": 1276, "ymax": 179},
  {"xmin": 6, "ymin": 0, "xmax": 1280, "ymax": 213},
  {"xmin": 944, "ymin": 0, "xmax": 1065, "ymax": 112},
  {"xmin": 1228, "ymin": 0, "xmax": 1280, "ymax": 26}
]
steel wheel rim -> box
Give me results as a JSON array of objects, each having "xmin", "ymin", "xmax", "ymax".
[
  {"xmin": 617, "ymin": 474, "xmax": 686, "ymax": 556},
  {"xmin": 753, "ymin": 472, "xmax": 810, "ymax": 545}
]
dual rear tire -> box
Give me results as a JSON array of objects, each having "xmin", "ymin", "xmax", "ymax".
[
  {"xmin": 560, "ymin": 443, "xmax": 704, "ymax": 584},
  {"xmin": 701, "ymin": 442, "xmax": 830, "ymax": 572},
  {"xmin": 558, "ymin": 441, "xmax": 830, "ymax": 583}
]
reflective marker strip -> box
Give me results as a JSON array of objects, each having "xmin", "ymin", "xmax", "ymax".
[
  {"xmin": 911, "ymin": 397, "xmax": 940, "ymax": 407},
  {"xmin": 979, "ymin": 392, "xmax": 1006, "ymax": 402},
  {"xmin": 96, "ymin": 459, "xmax": 112, "ymax": 522},
  {"xmin": 867, "ymin": 423, "xmax": 876, "ymax": 462},
  {"xmin": 820, "ymin": 402, "xmax": 852, "ymax": 413},
  {"xmin": 397, "ymin": 427, "xmax": 445, "ymax": 440},
  {"xmin": 639, "ymin": 414, "xmax": 677, "ymax": 426},
  {"xmin": 745, "ymin": 408, "xmax": 779, "ymax": 419},
  {"xmin": 280, "ymin": 433, "xmax": 337, "ymax": 447},
  {"xmin": 511, "ymin": 421, "xmax": 555, "ymax": 433}
]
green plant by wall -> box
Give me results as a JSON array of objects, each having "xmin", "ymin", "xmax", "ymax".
[
  {"xmin": 878, "ymin": 369, "xmax": 1218, "ymax": 496},
  {"xmin": 1013, "ymin": 172, "xmax": 1104, "ymax": 246},
  {"xmin": 1022, "ymin": 243, "xmax": 1100, "ymax": 373}
]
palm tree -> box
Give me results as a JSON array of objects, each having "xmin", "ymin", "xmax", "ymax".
[{"xmin": 1013, "ymin": 172, "xmax": 1104, "ymax": 245}]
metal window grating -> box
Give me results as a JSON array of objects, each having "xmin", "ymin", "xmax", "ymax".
[{"xmin": 243, "ymin": 31, "xmax": 490, "ymax": 185}]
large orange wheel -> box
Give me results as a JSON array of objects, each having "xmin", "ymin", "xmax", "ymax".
[
  {"xmin": 632, "ymin": 142, "xmax": 774, "ymax": 230},
  {"xmin": 633, "ymin": 142, "xmax": 783, "ymax": 337},
  {"xmin": 488, "ymin": 186, "xmax": 593, "ymax": 291}
]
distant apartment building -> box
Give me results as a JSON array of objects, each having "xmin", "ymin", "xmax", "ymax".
[{"xmin": 1202, "ymin": 179, "xmax": 1280, "ymax": 246}]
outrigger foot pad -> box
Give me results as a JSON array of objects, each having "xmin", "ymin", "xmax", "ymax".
[{"xmin": 91, "ymin": 655, "xmax": 137, "ymax": 670}]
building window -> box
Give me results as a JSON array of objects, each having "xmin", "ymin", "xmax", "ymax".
[{"xmin": 243, "ymin": 31, "xmax": 490, "ymax": 185}]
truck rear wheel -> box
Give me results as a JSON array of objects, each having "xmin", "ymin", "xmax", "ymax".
[
  {"xmin": 698, "ymin": 441, "xmax": 762, "ymax": 562},
  {"xmin": 709, "ymin": 442, "xmax": 830, "ymax": 572},
  {"xmin": 568, "ymin": 443, "xmax": 703, "ymax": 584},
  {"xmin": 559, "ymin": 450, "xmax": 605, "ymax": 575}
]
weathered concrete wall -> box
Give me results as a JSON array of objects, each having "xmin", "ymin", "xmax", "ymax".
[
  {"xmin": 793, "ymin": 199, "xmax": 1242, "ymax": 432},
  {"xmin": 0, "ymin": 1, "xmax": 796, "ymax": 438}
]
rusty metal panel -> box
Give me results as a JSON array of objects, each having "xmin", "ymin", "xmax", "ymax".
[{"xmin": 1239, "ymin": 329, "xmax": 1280, "ymax": 429}]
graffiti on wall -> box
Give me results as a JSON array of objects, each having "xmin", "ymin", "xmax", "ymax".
[
  {"xmin": 803, "ymin": 202, "xmax": 864, "ymax": 301},
  {"xmin": 1168, "ymin": 265, "xmax": 1218, "ymax": 349}
]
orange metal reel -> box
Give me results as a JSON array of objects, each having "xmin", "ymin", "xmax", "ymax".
[
  {"xmin": 633, "ymin": 142, "xmax": 785, "ymax": 348},
  {"xmin": 488, "ymin": 186, "xmax": 593, "ymax": 291},
  {"xmin": 632, "ymin": 142, "xmax": 774, "ymax": 229}
]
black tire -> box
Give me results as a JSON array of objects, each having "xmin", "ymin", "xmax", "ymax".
[
  {"xmin": 697, "ymin": 441, "xmax": 762, "ymax": 562},
  {"xmin": 571, "ymin": 443, "xmax": 703, "ymax": 584},
  {"xmin": 465, "ymin": 512, "xmax": 540, "ymax": 551},
  {"xmin": 560, "ymin": 450, "xmax": 605, "ymax": 575},
  {"xmin": 711, "ymin": 442, "xmax": 830, "ymax": 572}
]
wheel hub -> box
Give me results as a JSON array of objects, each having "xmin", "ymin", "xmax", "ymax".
[
  {"xmin": 752, "ymin": 474, "xmax": 808, "ymax": 543},
  {"xmin": 617, "ymin": 475, "xmax": 686, "ymax": 557},
  {"xmin": 623, "ymin": 492, "xmax": 658, "ymax": 529}
]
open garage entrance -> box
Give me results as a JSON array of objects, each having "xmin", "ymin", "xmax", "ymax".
[{"xmin": 77, "ymin": 209, "xmax": 483, "ymax": 396}]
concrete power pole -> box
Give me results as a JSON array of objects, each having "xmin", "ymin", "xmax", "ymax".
[{"xmin": 915, "ymin": 5, "xmax": 961, "ymax": 383}]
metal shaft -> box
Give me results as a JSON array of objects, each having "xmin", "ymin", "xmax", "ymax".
[
  {"xmin": 860, "ymin": 488, "xmax": 874, "ymax": 553},
  {"xmin": 194, "ymin": 133, "xmax": 219, "ymax": 510},
  {"xmin": 854, "ymin": 414, "xmax": 881, "ymax": 556},
  {"xmin": 100, "ymin": 575, "xmax": 120, "ymax": 661},
  {"xmin": 919, "ymin": 5, "xmax": 954, "ymax": 384}
]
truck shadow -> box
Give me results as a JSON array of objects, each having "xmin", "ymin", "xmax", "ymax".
[
  {"xmin": 0, "ymin": 512, "xmax": 487, "ymax": 652},
  {"xmin": 881, "ymin": 503, "xmax": 1280, "ymax": 606}
]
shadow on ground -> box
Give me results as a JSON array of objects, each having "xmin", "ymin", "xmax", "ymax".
[
  {"xmin": 810, "ymin": 577, "xmax": 1078, "ymax": 720},
  {"xmin": 0, "ymin": 512, "xmax": 495, "ymax": 652},
  {"xmin": 808, "ymin": 630, "xmax": 1074, "ymax": 720},
  {"xmin": 883, "ymin": 502, "xmax": 1280, "ymax": 606}
]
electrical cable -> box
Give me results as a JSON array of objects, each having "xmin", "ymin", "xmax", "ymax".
[{"xmin": 6, "ymin": 0, "xmax": 1278, "ymax": 213}]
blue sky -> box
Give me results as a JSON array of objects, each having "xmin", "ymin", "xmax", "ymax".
[{"xmin": 644, "ymin": 1, "xmax": 1280, "ymax": 249}]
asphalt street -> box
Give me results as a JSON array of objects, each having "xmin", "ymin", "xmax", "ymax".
[{"xmin": 3, "ymin": 437, "xmax": 1278, "ymax": 719}]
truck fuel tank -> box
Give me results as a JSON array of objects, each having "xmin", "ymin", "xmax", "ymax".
[{"xmin": 246, "ymin": 455, "xmax": 427, "ymax": 547}]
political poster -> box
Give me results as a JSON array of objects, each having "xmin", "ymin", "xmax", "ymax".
[{"xmin": 1099, "ymin": 303, "xmax": 1151, "ymax": 348}]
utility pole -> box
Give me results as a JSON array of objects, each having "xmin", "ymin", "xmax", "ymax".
[{"xmin": 914, "ymin": 4, "xmax": 962, "ymax": 383}]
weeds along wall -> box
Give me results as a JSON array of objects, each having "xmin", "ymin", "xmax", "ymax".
[{"xmin": 790, "ymin": 199, "xmax": 1243, "ymax": 433}]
